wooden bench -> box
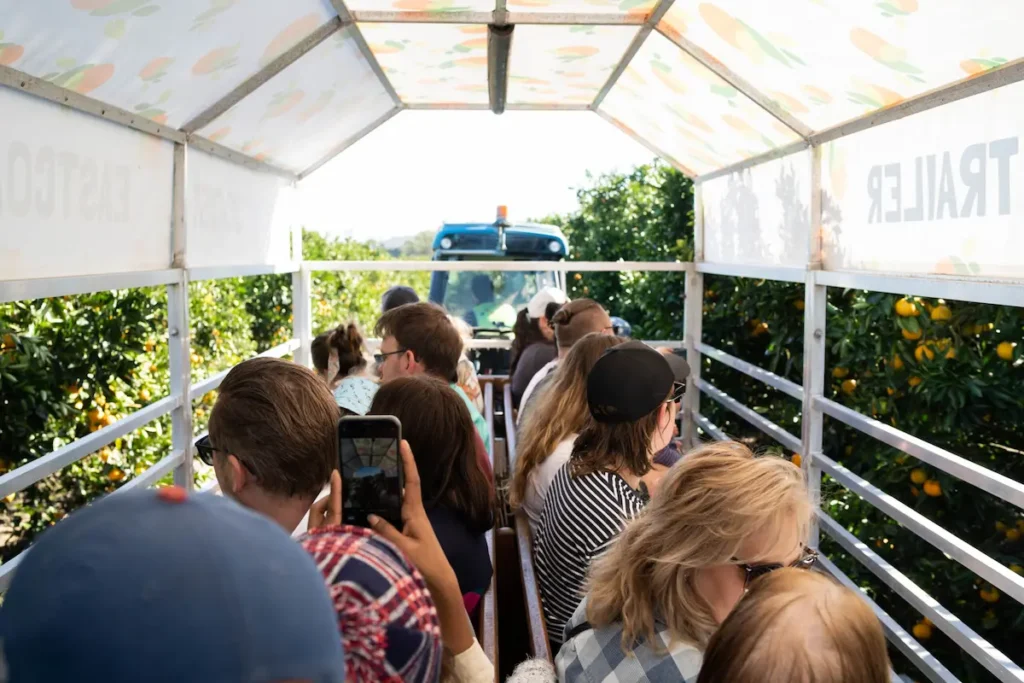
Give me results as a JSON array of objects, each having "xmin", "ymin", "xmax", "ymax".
[{"xmin": 515, "ymin": 512, "xmax": 552, "ymax": 661}]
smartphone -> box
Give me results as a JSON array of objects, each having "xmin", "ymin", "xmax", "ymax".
[{"xmin": 337, "ymin": 415, "xmax": 403, "ymax": 529}]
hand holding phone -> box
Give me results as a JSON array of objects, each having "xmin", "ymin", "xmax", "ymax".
[{"xmin": 337, "ymin": 416, "xmax": 404, "ymax": 529}]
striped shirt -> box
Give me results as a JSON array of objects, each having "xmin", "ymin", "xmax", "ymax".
[{"xmin": 534, "ymin": 464, "xmax": 649, "ymax": 648}]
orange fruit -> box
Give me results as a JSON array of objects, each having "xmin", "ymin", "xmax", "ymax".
[
  {"xmin": 912, "ymin": 622, "xmax": 932, "ymax": 640},
  {"xmin": 923, "ymin": 480, "xmax": 942, "ymax": 497},
  {"xmin": 88, "ymin": 408, "xmax": 104, "ymax": 424},
  {"xmin": 979, "ymin": 586, "xmax": 1000, "ymax": 603},
  {"xmin": 1017, "ymin": 520, "xmax": 1024, "ymax": 532},
  {"xmin": 895, "ymin": 298, "xmax": 919, "ymax": 317},
  {"xmin": 910, "ymin": 486, "xmax": 920, "ymax": 497},
  {"xmin": 108, "ymin": 468, "xmax": 126, "ymax": 482},
  {"xmin": 891, "ymin": 354, "xmax": 904, "ymax": 371},
  {"xmin": 902, "ymin": 328, "xmax": 923, "ymax": 341},
  {"xmin": 791, "ymin": 454, "xmax": 802, "ymax": 467},
  {"xmin": 914, "ymin": 344, "xmax": 935, "ymax": 363},
  {"xmin": 1006, "ymin": 528, "xmax": 1021, "ymax": 542},
  {"xmin": 841, "ymin": 379, "xmax": 857, "ymax": 395},
  {"xmin": 996, "ymin": 341, "xmax": 1016, "ymax": 361},
  {"xmin": 144, "ymin": 340, "xmax": 155, "ymax": 353},
  {"xmin": 98, "ymin": 448, "xmax": 111, "ymax": 463},
  {"xmin": 794, "ymin": 299, "xmax": 805, "ymax": 311},
  {"xmin": 908, "ymin": 376, "xmax": 923, "ymax": 387},
  {"xmin": 832, "ymin": 367, "xmax": 850, "ymax": 379},
  {"xmin": 139, "ymin": 388, "xmax": 151, "ymax": 402},
  {"xmin": 910, "ymin": 469, "xmax": 927, "ymax": 485},
  {"xmin": 930, "ymin": 305, "xmax": 952, "ymax": 322},
  {"xmin": 996, "ymin": 521, "xmax": 1008, "ymax": 532}
]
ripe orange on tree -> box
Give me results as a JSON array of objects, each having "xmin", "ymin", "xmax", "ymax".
[
  {"xmin": 832, "ymin": 367, "xmax": 850, "ymax": 379},
  {"xmin": 923, "ymin": 480, "xmax": 942, "ymax": 497},
  {"xmin": 895, "ymin": 298, "xmax": 919, "ymax": 317},
  {"xmin": 1006, "ymin": 528, "xmax": 1021, "ymax": 543},
  {"xmin": 910, "ymin": 469, "xmax": 928, "ymax": 485},
  {"xmin": 902, "ymin": 328, "xmax": 923, "ymax": 341},
  {"xmin": 912, "ymin": 621, "xmax": 933, "ymax": 640},
  {"xmin": 930, "ymin": 304, "xmax": 952, "ymax": 322},
  {"xmin": 997, "ymin": 341, "xmax": 1016, "ymax": 361},
  {"xmin": 914, "ymin": 344, "xmax": 935, "ymax": 363},
  {"xmin": 841, "ymin": 379, "xmax": 857, "ymax": 395},
  {"xmin": 979, "ymin": 586, "xmax": 1000, "ymax": 603}
]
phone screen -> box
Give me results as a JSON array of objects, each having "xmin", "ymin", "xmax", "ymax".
[{"xmin": 338, "ymin": 416, "xmax": 403, "ymax": 529}]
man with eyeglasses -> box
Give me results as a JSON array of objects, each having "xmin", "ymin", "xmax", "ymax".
[
  {"xmin": 373, "ymin": 302, "xmax": 491, "ymax": 454},
  {"xmin": 196, "ymin": 356, "xmax": 339, "ymax": 534}
]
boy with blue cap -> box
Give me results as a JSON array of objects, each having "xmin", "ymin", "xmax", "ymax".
[{"xmin": 0, "ymin": 486, "xmax": 346, "ymax": 683}]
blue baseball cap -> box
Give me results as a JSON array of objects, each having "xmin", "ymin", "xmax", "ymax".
[{"xmin": 1, "ymin": 487, "xmax": 345, "ymax": 683}]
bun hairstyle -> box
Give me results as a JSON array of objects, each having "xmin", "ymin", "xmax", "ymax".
[{"xmin": 311, "ymin": 322, "xmax": 368, "ymax": 384}]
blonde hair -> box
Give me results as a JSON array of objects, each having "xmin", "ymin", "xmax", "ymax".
[
  {"xmin": 697, "ymin": 569, "xmax": 890, "ymax": 683},
  {"xmin": 586, "ymin": 442, "xmax": 813, "ymax": 650},
  {"xmin": 509, "ymin": 333, "xmax": 624, "ymax": 509}
]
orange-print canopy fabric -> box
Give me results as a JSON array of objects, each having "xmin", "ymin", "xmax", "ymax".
[{"xmin": 2, "ymin": 0, "xmax": 1020, "ymax": 176}]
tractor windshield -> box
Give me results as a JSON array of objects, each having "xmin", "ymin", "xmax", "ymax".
[{"xmin": 438, "ymin": 270, "xmax": 559, "ymax": 329}]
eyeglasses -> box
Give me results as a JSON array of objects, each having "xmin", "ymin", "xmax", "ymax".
[
  {"xmin": 736, "ymin": 547, "xmax": 819, "ymax": 587},
  {"xmin": 194, "ymin": 434, "xmax": 218, "ymax": 466},
  {"xmin": 194, "ymin": 434, "xmax": 257, "ymax": 474},
  {"xmin": 373, "ymin": 348, "xmax": 407, "ymax": 365}
]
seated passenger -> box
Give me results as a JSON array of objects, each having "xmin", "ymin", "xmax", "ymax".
[
  {"xmin": 203, "ymin": 356, "xmax": 338, "ymax": 533},
  {"xmin": 306, "ymin": 439, "xmax": 555, "ymax": 683},
  {"xmin": 557, "ymin": 442, "xmax": 815, "ymax": 683},
  {"xmin": 375, "ymin": 302, "xmax": 492, "ymax": 455},
  {"xmin": 535, "ymin": 341, "xmax": 688, "ymax": 648},
  {"xmin": 518, "ymin": 298, "xmax": 614, "ymax": 423},
  {"xmin": 311, "ymin": 322, "xmax": 377, "ymax": 415},
  {"xmin": 697, "ymin": 569, "xmax": 890, "ymax": 683},
  {"xmin": 510, "ymin": 286, "xmax": 567, "ymax": 409},
  {"xmin": 382, "ymin": 284, "xmax": 421, "ymax": 312},
  {"xmin": 450, "ymin": 314, "xmax": 485, "ymax": 413},
  {"xmin": 1, "ymin": 487, "xmax": 345, "ymax": 683},
  {"xmin": 511, "ymin": 332, "xmax": 625, "ymax": 536},
  {"xmin": 369, "ymin": 375, "xmax": 495, "ymax": 617}
]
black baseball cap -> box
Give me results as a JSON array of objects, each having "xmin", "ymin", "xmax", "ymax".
[
  {"xmin": 587, "ymin": 341, "xmax": 690, "ymax": 423},
  {"xmin": 381, "ymin": 285, "xmax": 420, "ymax": 312}
]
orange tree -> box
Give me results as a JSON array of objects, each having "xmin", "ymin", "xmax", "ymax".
[
  {"xmin": 543, "ymin": 162, "xmax": 1024, "ymax": 682},
  {"xmin": 0, "ymin": 230, "xmax": 426, "ymax": 563}
]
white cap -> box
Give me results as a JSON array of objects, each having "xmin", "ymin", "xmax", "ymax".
[{"xmin": 527, "ymin": 286, "xmax": 568, "ymax": 319}]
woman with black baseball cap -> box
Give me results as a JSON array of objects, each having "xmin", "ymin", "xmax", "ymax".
[{"xmin": 534, "ymin": 341, "xmax": 689, "ymax": 650}]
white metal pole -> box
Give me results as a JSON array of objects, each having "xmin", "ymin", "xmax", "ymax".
[
  {"xmin": 682, "ymin": 182, "xmax": 704, "ymax": 448},
  {"xmin": 292, "ymin": 223, "xmax": 313, "ymax": 367},
  {"xmin": 169, "ymin": 143, "xmax": 194, "ymax": 489},
  {"xmin": 801, "ymin": 145, "xmax": 825, "ymax": 547}
]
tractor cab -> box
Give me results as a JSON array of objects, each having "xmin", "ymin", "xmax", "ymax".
[{"xmin": 428, "ymin": 207, "xmax": 567, "ymax": 373}]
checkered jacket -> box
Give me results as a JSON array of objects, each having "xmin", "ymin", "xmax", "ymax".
[{"xmin": 556, "ymin": 599, "xmax": 703, "ymax": 683}]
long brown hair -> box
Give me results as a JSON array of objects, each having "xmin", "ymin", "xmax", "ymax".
[
  {"xmin": 510, "ymin": 333, "xmax": 624, "ymax": 509},
  {"xmin": 586, "ymin": 442, "xmax": 812, "ymax": 650},
  {"xmin": 509, "ymin": 302, "xmax": 560, "ymax": 376},
  {"xmin": 697, "ymin": 569, "xmax": 890, "ymax": 683},
  {"xmin": 570, "ymin": 407, "xmax": 667, "ymax": 479},
  {"xmin": 311, "ymin": 322, "xmax": 367, "ymax": 384},
  {"xmin": 370, "ymin": 375, "xmax": 494, "ymax": 533}
]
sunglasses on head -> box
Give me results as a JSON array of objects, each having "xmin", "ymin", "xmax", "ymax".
[
  {"xmin": 670, "ymin": 381, "xmax": 686, "ymax": 403},
  {"xmin": 736, "ymin": 546, "xmax": 819, "ymax": 587}
]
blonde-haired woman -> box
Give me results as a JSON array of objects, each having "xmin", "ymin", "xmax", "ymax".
[
  {"xmin": 557, "ymin": 442, "xmax": 816, "ymax": 683},
  {"xmin": 697, "ymin": 569, "xmax": 890, "ymax": 683},
  {"xmin": 510, "ymin": 332, "xmax": 625, "ymax": 535}
]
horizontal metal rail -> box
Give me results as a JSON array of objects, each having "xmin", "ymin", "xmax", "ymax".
[
  {"xmin": 816, "ymin": 396, "xmax": 1024, "ymax": 510},
  {"xmin": 0, "ymin": 269, "xmax": 182, "ymax": 305},
  {"xmin": 189, "ymin": 339, "xmax": 300, "ymax": 400},
  {"xmin": 813, "ymin": 270, "xmax": 1024, "ymax": 309},
  {"xmin": 307, "ymin": 259, "xmax": 688, "ymax": 273},
  {"xmin": 698, "ymin": 342, "xmax": 804, "ymax": 401},
  {"xmin": 188, "ymin": 263, "xmax": 300, "ymax": 282},
  {"xmin": 695, "ymin": 378, "xmax": 802, "ymax": 453},
  {"xmin": 819, "ymin": 512, "xmax": 1024, "ymax": 682},
  {"xmin": 815, "ymin": 554, "xmax": 957, "ymax": 683},
  {"xmin": 696, "ymin": 262, "xmax": 807, "ymax": 283},
  {"xmin": 693, "ymin": 412, "xmax": 727, "ymax": 441},
  {"xmin": 0, "ymin": 394, "xmax": 181, "ymax": 499},
  {"xmin": 815, "ymin": 451, "xmax": 1024, "ymax": 605},
  {"xmin": 363, "ymin": 337, "xmax": 682, "ymax": 351},
  {"xmin": 349, "ymin": 9, "xmax": 647, "ymax": 24}
]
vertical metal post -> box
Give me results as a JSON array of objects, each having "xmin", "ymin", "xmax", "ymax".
[
  {"xmin": 801, "ymin": 145, "xmax": 825, "ymax": 547},
  {"xmin": 292, "ymin": 220, "xmax": 312, "ymax": 367},
  {"xmin": 169, "ymin": 143, "xmax": 194, "ymax": 489},
  {"xmin": 682, "ymin": 182, "xmax": 705, "ymax": 448}
]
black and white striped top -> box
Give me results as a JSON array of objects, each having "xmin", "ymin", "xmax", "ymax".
[{"xmin": 534, "ymin": 463, "xmax": 649, "ymax": 647}]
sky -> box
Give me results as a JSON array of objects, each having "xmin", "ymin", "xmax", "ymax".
[{"xmin": 298, "ymin": 110, "xmax": 656, "ymax": 243}]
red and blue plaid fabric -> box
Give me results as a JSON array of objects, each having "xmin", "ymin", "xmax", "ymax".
[{"xmin": 301, "ymin": 525, "xmax": 443, "ymax": 683}]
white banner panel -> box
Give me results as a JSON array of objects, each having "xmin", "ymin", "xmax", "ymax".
[
  {"xmin": 822, "ymin": 81, "xmax": 1024, "ymax": 279},
  {"xmin": 702, "ymin": 150, "xmax": 812, "ymax": 268},
  {"xmin": 185, "ymin": 150, "xmax": 294, "ymax": 269},
  {"xmin": 0, "ymin": 87, "xmax": 173, "ymax": 282}
]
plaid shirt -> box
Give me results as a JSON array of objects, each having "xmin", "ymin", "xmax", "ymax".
[{"xmin": 556, "ymin": 599, "xmax": 703, "ymax": 683}]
